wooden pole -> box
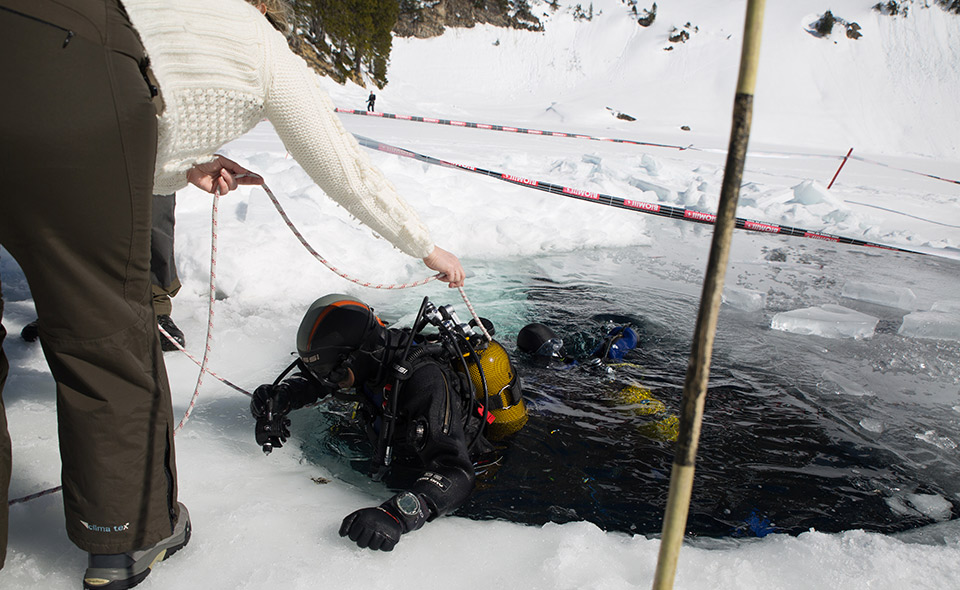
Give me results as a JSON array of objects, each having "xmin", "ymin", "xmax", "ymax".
[{"xmin": 651, "ymin": 2, "xmax": 766, "ymax": 589}]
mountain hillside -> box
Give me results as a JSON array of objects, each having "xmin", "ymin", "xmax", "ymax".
[{"xmin": 348, "ymin": 0, "xmax": 960, "ymax": 159}]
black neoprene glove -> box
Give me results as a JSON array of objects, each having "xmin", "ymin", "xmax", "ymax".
[
  {"xmin": 251, "ymin": 384, "xmax": 292, "ymax": 453},
  {"xmin": 339, "ymin": 492, "xmax": 429, "ymax": 551},
  {"xmin": 250, "ymin": 384, "xmax": 292, "ymax": 419}
]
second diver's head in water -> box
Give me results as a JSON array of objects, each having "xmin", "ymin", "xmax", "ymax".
[
  {"xmin": 517, "ymin": 322, "xmax": 567, "ymax": 358},
  {"xmin": 516, "ymin": 321, "xmax": 639, "ymax": 367},
  {"xmin": 592, "ymin": 325, "xmax": 639, "ymax": 362}
]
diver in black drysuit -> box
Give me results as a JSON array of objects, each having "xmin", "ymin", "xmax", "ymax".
[{"xmin": 251, "ymin": 294, "xmax": 505, "ymax": 551}]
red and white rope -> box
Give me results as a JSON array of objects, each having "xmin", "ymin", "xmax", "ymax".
[
  {"xmin": 173, "ymin": 188, "xmax": 221, "ymax": 432},
  {"xmin": 256, "ymin": 182, "xmax": 441, "ymax": 290},
  {"xmin": 10, "ymin": 174, "xmax": 486, "ymax": 505},
  {"xmin": 159, "ymin": 325, "xmax": 251, "ymax": 397}
]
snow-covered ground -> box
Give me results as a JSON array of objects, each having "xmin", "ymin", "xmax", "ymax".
[{"xmin": 2, "ymin": 1, "xmax": 959, "ymax": 588}]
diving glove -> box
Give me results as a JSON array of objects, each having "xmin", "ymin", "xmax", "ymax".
[
  {"xmin": 251, "ymin": 384, "xmax": 292, "ymax": 418},
  {"xmin": 339, "ymin": 492, "xmax": 428, "ymax": 551},
  {"xmin": 251, "ymin": 384, "xmax": 292, "ymax": 454}
]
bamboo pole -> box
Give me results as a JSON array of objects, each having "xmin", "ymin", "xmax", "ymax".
[{"xmin": 651, "ymin": 2, "xmax": 766, "ymax": 589}]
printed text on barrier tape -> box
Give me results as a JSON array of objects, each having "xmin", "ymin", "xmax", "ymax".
[{"xmin": 353, "ymin": 134, "xmax": 923, "ymax": 256}]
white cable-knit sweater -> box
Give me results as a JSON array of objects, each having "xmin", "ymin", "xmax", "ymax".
[{"xmin": 122, "ymin": 0, "xmax": 434, "ymax": 258}]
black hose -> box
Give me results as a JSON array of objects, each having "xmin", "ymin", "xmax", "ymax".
[
  {"xmin": 372, "ymin": 297, "xmax": 429, "ymax": 479},
  {"xmin": 456, "ymin": 333, "xmax": 490, "ymax": 451}
]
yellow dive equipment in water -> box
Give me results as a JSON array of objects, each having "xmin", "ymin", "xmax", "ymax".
[
  {"xmin": 615, "ymin": 384, "xmax": 679, "ymax": 442},
  {"xmin": 463, "ymin": 340, "xmax": 528, "ymax": 439}
]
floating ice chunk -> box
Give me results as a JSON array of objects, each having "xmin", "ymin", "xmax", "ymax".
[
  {"xmin": 893, "ymin": 519, "xmax": 960, "ymax": 545},
  {"xmin": 771, "ymin": 304, "xmax": 878, "ymax": 339},
  {"xmin": 898, "ymin": 311, "xmax": 960, "ymax": 342},
  {"xmin": 859, "ymin": 418, "xmax": 884, "ymax": 433},
  {"xmin": 821, "ymin": 370, "xmax": 873, "ymax": 397},
  {"xmin": 787, "ymin": 180, "xmax": 843, "ymax": 207},
  {"xmin": 841, "ymin": 281, "xmax": 917, "ymax": 310},
  {"xmin": 915, "ymin": 429, "xmax": 958, "ymax": 451},
  {"xmin": 905, "ymin": 493, "xmax": 954, "ymax": 522},
  {"xmin": 722, "ymin": 286, "xmax": 766, "ymax": 312},
  {"xmin": 931, "ymin": 300, "xmax": 960, "ymax": 313},
  {"xmin": 886, "ymin": 495, "xmax": 920, "ymax": 517}
]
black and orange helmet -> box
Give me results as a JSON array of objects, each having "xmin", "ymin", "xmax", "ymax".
[{"xmin": 296, "ymin": 294, "xmax": 384, "ymax": 380}]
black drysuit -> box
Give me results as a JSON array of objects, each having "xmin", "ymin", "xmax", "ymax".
[{"xmin": 267, "ymin": 356, "xmax": 481, "ymax": 520}]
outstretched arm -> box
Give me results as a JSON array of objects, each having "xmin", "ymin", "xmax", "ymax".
[
  {"xmin": 262, "ymin": 33, "xmax": 436, "ymax": 259},
  {"xmin": 250, "ymin": 372, "xmax": 330, "ymax": 453},
  {"xmin": 339, "ymin": 364, "xmax": 476, "ymax": 551}
]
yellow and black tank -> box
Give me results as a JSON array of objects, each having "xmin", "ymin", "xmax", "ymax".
[{"xmin": 462, "ymin": 340, "xmax": 528, "ymax": 440}]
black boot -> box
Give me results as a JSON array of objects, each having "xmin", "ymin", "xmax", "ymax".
[
  {"xmin": 157, "ymin": 315, "xmax": 185, "ymax": 351},
  {"xmin": 84, "ymin": 503, "xmax": 191, "ymax": 590}
]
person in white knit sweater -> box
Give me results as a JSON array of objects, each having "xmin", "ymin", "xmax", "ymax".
[
  {"xmin": 123, "ymin": 0, "xmax": 466, "ymax": 287},
  {"xmin": 2, "ymin": 1, "xmax": 463, "ymax": 589}
]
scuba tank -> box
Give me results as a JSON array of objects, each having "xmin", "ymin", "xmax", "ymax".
[
  {"xmin": 461, "ymin": 339, "xmax": 527, "ymax": 440},
  {"xmin": 370, "ymin": 297, "xmax": 528, "ymax": 479}
]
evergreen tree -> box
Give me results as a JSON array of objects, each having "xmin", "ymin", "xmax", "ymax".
[{"xmin": 292, "ymin": 0, "xmax": 398, "ymax": 87}]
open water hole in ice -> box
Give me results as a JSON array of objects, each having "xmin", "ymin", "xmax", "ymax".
[{"xmin": 295, "ymin": 226, "xmax": 960, "ymax": 539}]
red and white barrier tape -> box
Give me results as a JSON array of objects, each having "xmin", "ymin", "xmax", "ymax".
[
  {"xmin": 336, "ymin": 108, "xmax": 693, "ymax": 151},
  {"xmin": 337, "ymin": 108, "xmax": 960, "ymax": 187},
  {"xmin": 353, "ymin": 134, "xmax": 925, "ymax": 256},
  {"xmin": 850, "ymin": 154, "xmax": 960, "ymax": 186}
]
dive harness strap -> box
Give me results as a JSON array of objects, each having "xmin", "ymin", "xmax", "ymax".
[{"xmin": 371, "ymin": 298, "xmax": 429, "ymax": 480}]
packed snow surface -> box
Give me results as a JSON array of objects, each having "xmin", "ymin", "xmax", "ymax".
[{"xmin": 2, "ymin": 1, "xmax": 959, "ymax": 589}]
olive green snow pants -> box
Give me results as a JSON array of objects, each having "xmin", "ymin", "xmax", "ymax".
[{"xmin": 0, "ymin": 0, "xmax": 180, "ymax": 565}]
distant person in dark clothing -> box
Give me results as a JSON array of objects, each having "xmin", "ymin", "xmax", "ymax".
[{"xmin": 367, "ymin": 91, "xmax": 376, "ymax": 112}]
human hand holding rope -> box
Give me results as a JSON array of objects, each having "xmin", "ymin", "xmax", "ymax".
[
  {"xmin": 187, "ymin": 154, "xmax": 264, "ymax": 194},
  {"xmin": 423, "ymin": 246, "xmax": 466, "ymax": 288}
]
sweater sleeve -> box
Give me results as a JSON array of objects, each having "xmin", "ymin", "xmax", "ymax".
[{"xmin": 262, "ymin": 34, "xmax": 435, "ymax": 259}]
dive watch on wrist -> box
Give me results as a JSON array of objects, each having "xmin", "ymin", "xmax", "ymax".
[{"xmin": 395, "ymin": 492, "xmax": 421, "ymax": 518}]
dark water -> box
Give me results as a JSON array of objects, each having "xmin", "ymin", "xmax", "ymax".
[{"xmin": 299, "ymin": 229, "xmax": 960, "ymax": 539}]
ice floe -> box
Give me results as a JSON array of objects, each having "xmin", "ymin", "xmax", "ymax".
[
  {"xmin": 841, "ymin": 281, "xmax": 917, "ymax": 310},
  {"xmin": 771, "ymin": 304, "xmax": 878, "ymax": 339}
]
